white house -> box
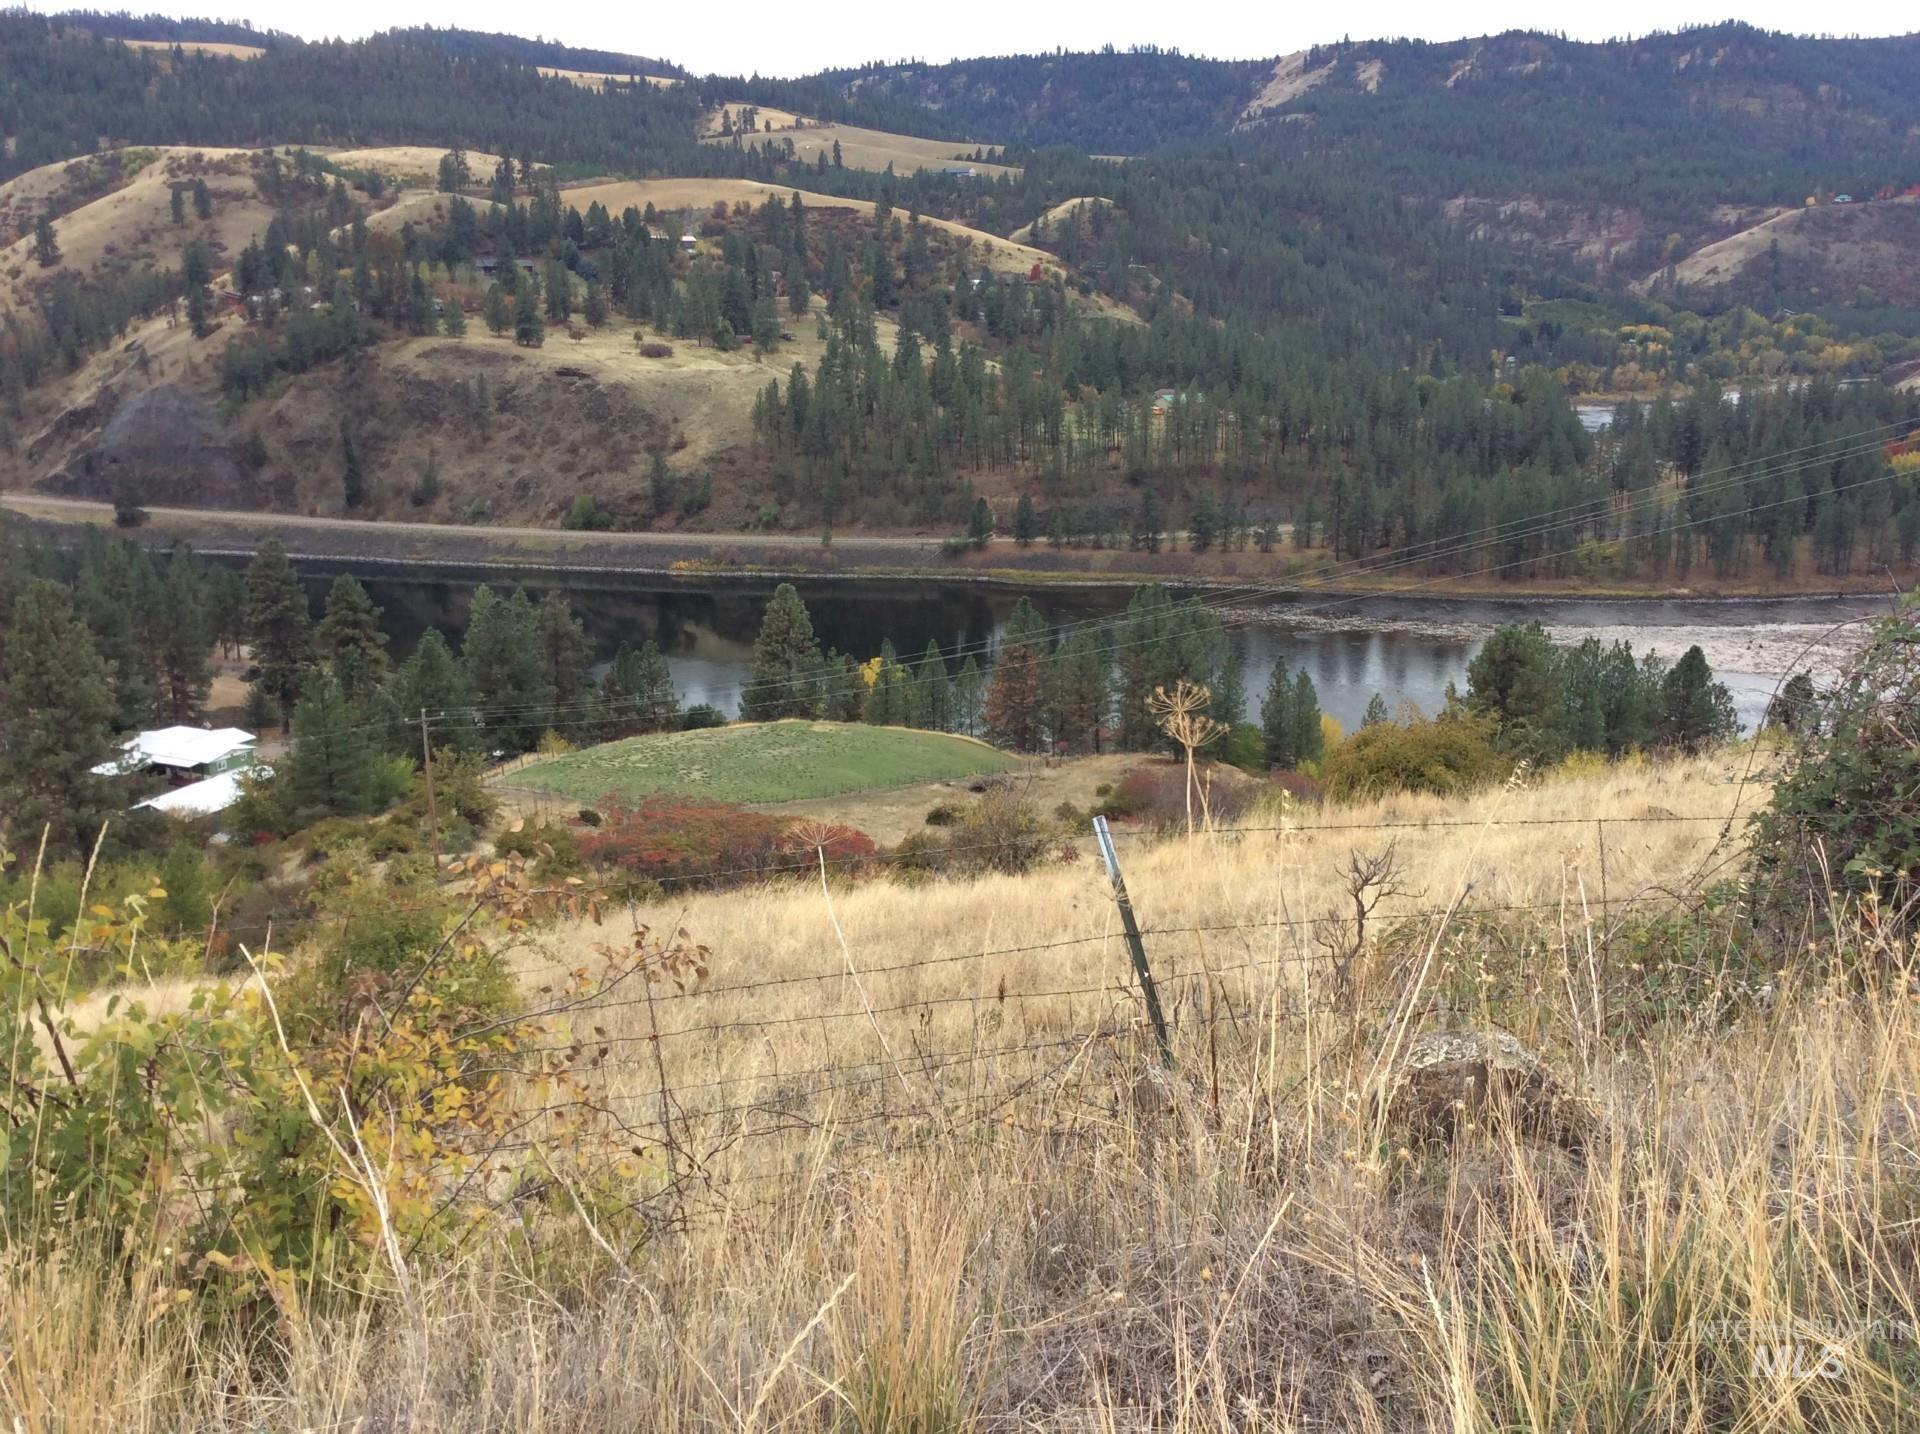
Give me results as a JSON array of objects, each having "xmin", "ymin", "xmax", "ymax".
[{"xmin": 94, "ymin": 726, "xmax": 265, "ymax": 818}]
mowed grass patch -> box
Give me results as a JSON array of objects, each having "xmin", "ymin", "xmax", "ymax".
[{"xmin": 502, "ymin": 720, "xmax": 1019, "ymax": 805}]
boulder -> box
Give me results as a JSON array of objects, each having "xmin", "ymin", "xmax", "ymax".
[{"xmin": 1384, "ymin": 1030, "xmax": 1600, "ymax": 1151}]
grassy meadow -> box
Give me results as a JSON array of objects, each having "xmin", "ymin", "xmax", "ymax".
[{"xmin": 501, "ymin": 718, "xmax": 1021, "ymax": 804}]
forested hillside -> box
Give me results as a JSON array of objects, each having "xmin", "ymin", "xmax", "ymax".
[{"xmin": 3, "ymin": 15, "xmax": 1919, "ymax": 582}]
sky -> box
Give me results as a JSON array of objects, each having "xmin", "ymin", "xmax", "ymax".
[{"xmin": 24, "ymin": 0, "xmax": 1918, "ymax": 76}]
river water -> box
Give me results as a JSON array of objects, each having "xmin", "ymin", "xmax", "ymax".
[{"xmin": 289, "ymin": 563, "xmax": 1888, "ymax": 734}]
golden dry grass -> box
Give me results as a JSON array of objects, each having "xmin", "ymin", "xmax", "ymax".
[
  {"xmin": 701, "ymin": 109, "xmax": 1021, "ymax": 179},
  {"xmin": 1010, "ymin": 194, "xmax": 1115, "ymax": 243},
  {"xmin": 16, "ymin": 751, "xmax": 1920, "ymax": 1429},
  {"xmin": 120, "ymin": 37, "xmax": 265, "ymax": 60},
  {"xmin": 0, "ymin": 148, "xmax": 262, "ymax": 301},
  {"xmin": 538, "ymin": 65, "xmax": 680, "ymax": 89},
  {"xmin": 320, "ymin": 146, "xmax": 519, "ymax": 185},
  {"xmin": 504, "ymin": 752, "xmax": 1763, "ymax": 1118}
]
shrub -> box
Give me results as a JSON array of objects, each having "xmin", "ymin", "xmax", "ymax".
[
  {"xmin": 637, "ymin": 340, "xmax": 673, "ymax": 358},
  {"xmin": 1323, "ymin": 714, "xmax": 1507, "ymax": 801},
  {"xmin": 494, "ymin": 820, "xmax": 584, "ymax": 875},
  {"xmin": 1101, "ymin": 763, "xmax": 1257, "ymax": 832},
  {"xmin": 577, "ymin": 796, "xmax": 873, "ymax": 887},
  {"xmin": 1750, "ymin": 601, "xmax": 1920, "ymax": 933},
  {"xmin": 924, "ymin": 801, "xmax": 963, "ymax": 827},
  {"xmin": 681, "ymin": 703, "xmax": 727, "ymax": 731},
  {"xmin": 1267, "ymin": 769, "xmax": 1327, "ymax": 807}
]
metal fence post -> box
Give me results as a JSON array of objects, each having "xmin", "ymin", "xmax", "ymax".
[{"xmin": 1092, "ymin": 816, "xmax": 1173, "ymax": 1067}]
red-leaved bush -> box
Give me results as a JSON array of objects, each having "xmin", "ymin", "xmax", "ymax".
[
  {"xmin": 1098, "ymin": 762, "xmax": 1258, "ymax": 831},
  {"xmin": 575, "ymin": 797, "xmax": 875, "ymax": 887}
]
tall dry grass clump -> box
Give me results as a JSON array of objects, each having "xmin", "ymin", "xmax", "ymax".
[{"xmin": 7, "ymin": 753, "xmax": 1919, "ymax": 1429}]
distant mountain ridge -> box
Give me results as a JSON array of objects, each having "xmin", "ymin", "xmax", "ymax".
[{"xmin": 799, "ymin": 26, "xmax": 1920, "ymax": 205}]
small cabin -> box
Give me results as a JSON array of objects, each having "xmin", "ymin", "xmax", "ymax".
[{"xmin": 678, "ymin": 233, "xmax": 698, "ymax": 253}]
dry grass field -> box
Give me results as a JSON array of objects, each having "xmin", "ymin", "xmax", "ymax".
[
  {"xmin": 19, "ymin": 750, "xmax": 1920, "ymax": 1428},
  {"xmin": 321, "ymin": 145, "xmax": 518, "ymax": 185},
  {"xmin": 120, "ymin": 37, "xmax": 265, "ymax": 61},
  {"xmin": 0, "ymin": 146, "xmax": 262, "ymax": 300},
  {"xmin": 701, "ymin": 108, "xmax": 1021, "ymax": 178},
  {"xmin": 1011, "ymin": 194, "xmax": 1117, "ymax": 243},
  {"xmin": 538, "ymin": 66, "xmax": 681, "ymax": 89}
]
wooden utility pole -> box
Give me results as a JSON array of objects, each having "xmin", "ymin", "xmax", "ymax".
[
  {"xmin": 419, "ymin": 708, "xmax": 440, "ymax": 868},
  {"xmin": 1092, "ymin": 815, "xmax": 1172, "ymax": 1067}
]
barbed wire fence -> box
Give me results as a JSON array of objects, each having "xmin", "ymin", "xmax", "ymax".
[{"xmin": 350, "ymin": 800, "xmax": 1784, "ymax": 1243}]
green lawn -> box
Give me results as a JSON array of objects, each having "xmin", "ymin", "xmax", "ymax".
[{"xmin": 501, "ymin": 720, "xmax": 1021, "ymax": 805}]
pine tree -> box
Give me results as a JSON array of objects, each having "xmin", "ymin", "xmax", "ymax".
[
  {"xmin": 286, "ymin": 669, "xmax": 372, "ymax": 818},
  {"xmin": 191, "ymin": 178, "xmax": 212, "ymax": 220},
  {"xmin": 742, "ymin": 583, "xmax": 823, "ymax": 720},
  {"xmin": 387, "ymin": 628, "xmax": 475, "ymax": 754},
  {"xmin": 951, "ymin": 655, "xmax": 985, "ymax": 736},
  {"xmin": 1012, "ymin": 493, "xmax": 1038, "ymax": 546},
  {"xmin": 485, "ymin": 283, "xmax": 510, "ymax": 335},
  {"xmin": 913, "ymin": 640, "xmax": 950, "ymax": 730},
  {"xmin": 461, "ymin": 586, "xmax": 548, "ymax": 751},
  {"xmin": 1290, "ymin": 672, "xmax": 1325, "ymax": 765},
  {"xmin": 1362, "ymin": 692, "xmax": 1390, "ymax": 727},
  {"xmin": 514, "ymin": 276, "xmax": 544, "ymax": 347},
  {"xmin": 968, "ymin": 496, "xmax": 994, "ymax": 549},
  {"xmin": 313, "ymin": 574, "xmax": 389, "ymax": 700},
  {"xmin": 984, "ymin": 597, "xmax": 1048, "ymax": 752},
  {"xmin": 1260, "ymin": 658, "xmax": 1297, "ymax": 768},
  {"xmin": 1658, "ymin": 645, "xmax": 1737, "ymax": 755},
  {"xmin": 244, "ymin": 538, "xmax": 311, "ymax": 719},
  {"xmin": 534, "ymin": 591, "xmax": 595, "ymax": 732},
  {"xmin": 1045, "ymin": 627, "xmax": 1110, "ymax": 753},
  {"xmin": 1211, "ymin": 639, "xmax": 1246, "ymax": 725},
  {"xmin": 170, "ymin": 186, "xmax": 186, "ymax": 226},
  {"xmin": 33, "ymin": 214, "xmax": 59, "ymax": 268},
  {"xmin": 155, "ymin": 551, "xmax": 211, "ymax": 722},
  {"xmin": 0, "ymin": 580, "xmax": 118, "ymax": 858},
  {"xmin": 441, "ymin": 296, "xmax": 467, "ymax": 337},
  {"xmin": 601, "ymin": 640, "xmax": 678, "ymax": 732}
]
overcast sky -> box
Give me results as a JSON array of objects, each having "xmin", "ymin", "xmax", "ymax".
[{"xmin": 26, "ymin": 0, "xmax": 1917, "ymax": 76}]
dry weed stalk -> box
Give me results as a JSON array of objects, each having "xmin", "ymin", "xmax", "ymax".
[{"xmin": 1148, "ymin": 679, "xmax": 1230, "ymax": 834}]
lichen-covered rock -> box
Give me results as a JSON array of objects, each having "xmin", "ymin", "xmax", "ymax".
[{"xmin": 1385, "ymin": 1030, "xmax": 1601, "ymax": 1151}]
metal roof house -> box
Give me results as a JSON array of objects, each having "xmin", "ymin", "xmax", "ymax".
[
  {"xmin": 93, "ymin": 726, "xmax": 257, "ymax": 779},
  {"xmin": 93, "ymin": 726, "xmax": 266, "ymax": 817}
]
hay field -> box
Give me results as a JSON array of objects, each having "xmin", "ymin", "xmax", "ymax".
[
  {"xmin": 701, "ymin": 109, "xmax": 1020, "ymax": 178},
  {"xmin": 558, "ymin": 177, "xmax": 1059, "ymax": 276},
  {"xmin": 505, "ymin": 720, "xmax": 1021, "ymax": 804}
]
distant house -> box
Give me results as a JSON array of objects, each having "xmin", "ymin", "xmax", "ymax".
[
  {"xmin": 93, "ymin": 726, "xmax": 265, "ymax": 817},
  {"xmin": 1151, "ymin": 388, "xmax": 1199, "ymax": 417},
  {"xmin": 474, "ymin": 255, "xmax": 538, "ymax": 277},
  {"xmin": 941, "ymin": 166, "xmax": 978, "ymax": 178},
  {"xmin": 678, "ymin": 233, "xmax": 698, "ymax": 253}
]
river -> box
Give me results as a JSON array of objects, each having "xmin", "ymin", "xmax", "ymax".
[{"xmin": 286, "ymin": 563, "xmax": 1888, "ymax": 734}]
